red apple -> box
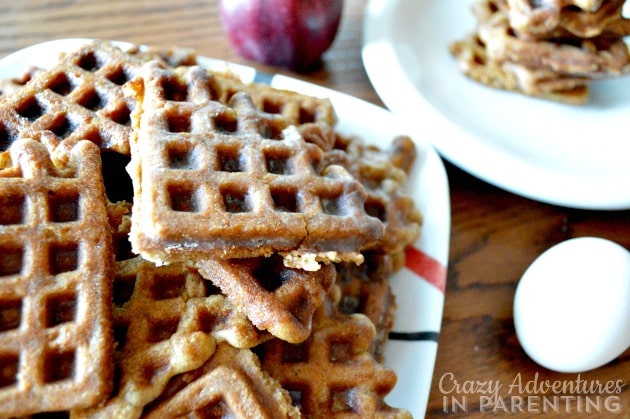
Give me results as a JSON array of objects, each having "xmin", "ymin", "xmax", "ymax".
[{"xmin": 218, "ymin": 0, "xmax": 343, "ymax": 71}]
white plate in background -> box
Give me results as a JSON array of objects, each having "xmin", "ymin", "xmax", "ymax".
[{"xmin": 363, "ymin": 0, "xmax": 630, "ymax": 210}]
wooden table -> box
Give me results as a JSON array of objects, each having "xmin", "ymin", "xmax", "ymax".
[{"xmin": 1, "ymin": 0, "xmax": 628, "ymax": 417}]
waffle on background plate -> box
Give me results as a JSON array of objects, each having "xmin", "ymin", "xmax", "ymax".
[
  {"xmin": 450, "ymin": 0, "xmax": 630, "ymax": 104},
  {"xmin": 0, "ymin": 40, "xmax": 421, "ymax": 417}
]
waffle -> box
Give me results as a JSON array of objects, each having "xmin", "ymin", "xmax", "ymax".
[
  {"xmin": 0, "ymin": 68, "xmax": 44, "ymax": 168},
  {"xmin": 0, "ymin": 40, "xmax": 418, "ymax": 415},
  {"xmin": 144, "ymin": 343, "xmax": 300, "ymax": 418},
  {"xmin": 196, "ymin": 255, "xmax": 336, "ymax": 344},
  {"xmin": 477, "ymin": 3, "xmax": 630, "ymax": 77},
  {"xmin": 335, "ymin": 252, "xmax": 398, "ymax": 363},
  {"xmin": 126, "ymin": 43, "xmax": 199, "ymax": 68},
  {"xmin": 258, "ymin": 290, "xmax": 411, "ymax": 418},
  {"xmin": 450, "ymin": 28, "xmax": 592, "ymax": 104},
  {"xmin": 126, "ymin": 62, "xmax": 384, "ymax": 268},
  {"xmin": 497, "ymin": 0, "xmax": 630, "ymax": 39},
  {"xmin": 0, "ymin": 138, "xmax": 114, "ymax": 416},
  {"xmin": 451, "ymin": 0, "xmax": 630, "ymax": 103},
  {"xmin": 0, "ymin": 40, "xmax": 143, "ymax": 168},
  {"xmin": 210, "ymin": 71, "xmax": 337, "ymax": 151},
  {"xmin": 0, "ymin": 66, "xmax": 43, "ymax": 99},
  {"xmin": 0, "ymin": 40, "xmax": 202, "ymax": 171},
  {"xmin": 324, "ymin": 133, "xmax": 422, "ymax": 259},
  {"xmin": 74, "ymin": 207, "xmax": 268, "ymax": 418}
]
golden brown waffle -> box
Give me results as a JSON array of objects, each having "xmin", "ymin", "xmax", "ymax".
[
  {"xmin": 450, "ymin": 29, "xmax": 592, "ymax": 104},
  {"xmin": 325, "ymin": 134, "xmax": 422, "ymax": 258},
  {"xmin": 210, "ymin": 71, "xmax": 337, "ymax": 151},
  {"xmin": 0, "ymin": 41, "xmax": 143, "ymax": 166},
  {"xmin": 196, "ymin": 255, "xmax": 336, "ymax": 344},
  {"xmin": 0, "ymin": 40, "xmax": 418, "ymax": 415},
  {"xmin": 335, "ymin": 253, "xmax": 398, "ymax": 363},
  {"xmin": 126, "ymin": 43, "xmax": 199, "ymax": 68},
  {"xmin": 0, "ymin": 138, "xmax": 113, "ymax": 416},
  {"xmin": 144, "ymin": 343, "xmax": 300, "ymax": 418},
  {"xmin": 451, "ymin": 0, "xmax": 630, "ymax": 103},
  {"xmin": 210, "ymin": 71, "xmax": 336, "ymax": 128},
  {"xmin": 478, "ymin": 3, "xmax": 630, "ymax": 77},
  {"xmin": 74, "ymin": 207, "xmax": 268, "ymax": 417},
  {"xmin": 0, "ymin": 67, "xmax": 42, "ymax": 99},
  {"xmin": 497, "ymin": 0, "xmax": 630, "ymax": 39},
  {"xmin": 126, "ymin": 62, "xmax": 384, "ymax": 268},
  {"xmin": 0, "ymin": 41, "xmax": 201, "ymax": 170},
  {"xmin": 0, "ymin": 68, "xmax": 45, "ymax": 168},
  {"xmin": 258, "ymin": 293, "xmax": 411, "ymax": 418}
]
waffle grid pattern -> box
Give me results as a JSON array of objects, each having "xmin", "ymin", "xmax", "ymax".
[
  {"xmin": 0, "ymin": 139, "xmax": 113, "ymax": 416},
  {"xmin": 335, "ymin": 253, "xmax": 398, "ymax": 363},
  {"xmin": 325, "ymin": 134, "xmax": 422, "ymax": 260},
  {"xmin": 0, "ymin": 41, "xmax": 142, "ymax": 165},
  {"xmin": 130, "ymin": 63, "xmax": 384, "ymax": 262},
  {"xmin": 260, "ymin": 305, "xmax": 411, "ymax": 418},
  {"xmin": 76, "ymin": 212, "xmax": 267, "ymax": 416},
  {"xmin": 210, "ymin": 71, "xmax": 337, "ymax": 151},
  {"xmin": 0, "ymin": 41, "xmax": 418, "ymax": 417},
  {"xmin": 144, "ymin": 343, "xmax": 300, "ymax": 418}
]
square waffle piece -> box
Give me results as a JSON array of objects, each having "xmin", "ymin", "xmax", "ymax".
[
  {"xmin": 0, "ymin": 40, "xmax": 200, "ymax": 170},
  {"xmin": 126, "ymin": 62, "xmax": 384, "ymax": 268},
  {"xmin": 0, "ymin": 41, "xmax": 141, "ymax": 166},
  {"xmin": 0, "ymin": 138, "xmax": 114, "ymax": 416},
  {"xmin": 144, "ymin": 343, "xmax": 300, "ymax": 418},
  {"xmin": 75, "ymin": 205, "xmax": 268, "ymax": 418},
  {"xmin": 258, "ymin": 288, "xmax": 412, "ymax": 418},
  {"xmin": 209, "ymin": 71, "xmax": 338, "ymax": 152}
]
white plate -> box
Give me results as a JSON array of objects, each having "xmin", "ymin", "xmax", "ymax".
[
  {"xmin": 362, "ymin": 0, "xmax": 630, "ymax": 210},
  {"xmin": 0, "ymin": 39, "xmax": 451, "ymax": 417}
]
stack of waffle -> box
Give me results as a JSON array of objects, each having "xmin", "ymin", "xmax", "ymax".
[
  {"xmin": 450, "ymin": 0, "xmax": 630, "ymax": 104},
  {"xmin": 0, "ymin": 40, "xmax": 421, "ymax": 417}
]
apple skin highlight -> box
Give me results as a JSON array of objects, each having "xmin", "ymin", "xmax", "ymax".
[{"xmin": 218, "ymin": 0, "xmax": 343, "ymax": 71}]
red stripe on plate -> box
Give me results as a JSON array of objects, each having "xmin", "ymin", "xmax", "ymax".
[{"xmin": 405, "ymin": 246, "xmax": 447, "ymax": 293}]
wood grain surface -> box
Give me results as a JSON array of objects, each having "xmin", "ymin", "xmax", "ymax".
[{"xmin": 1, "ymin": 0, "xmax": 628, "ymax": 417}]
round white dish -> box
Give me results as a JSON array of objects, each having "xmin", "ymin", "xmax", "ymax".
[{"xmin": 362, "ymin": 0, "xmax": 630, "ymax": 210}]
